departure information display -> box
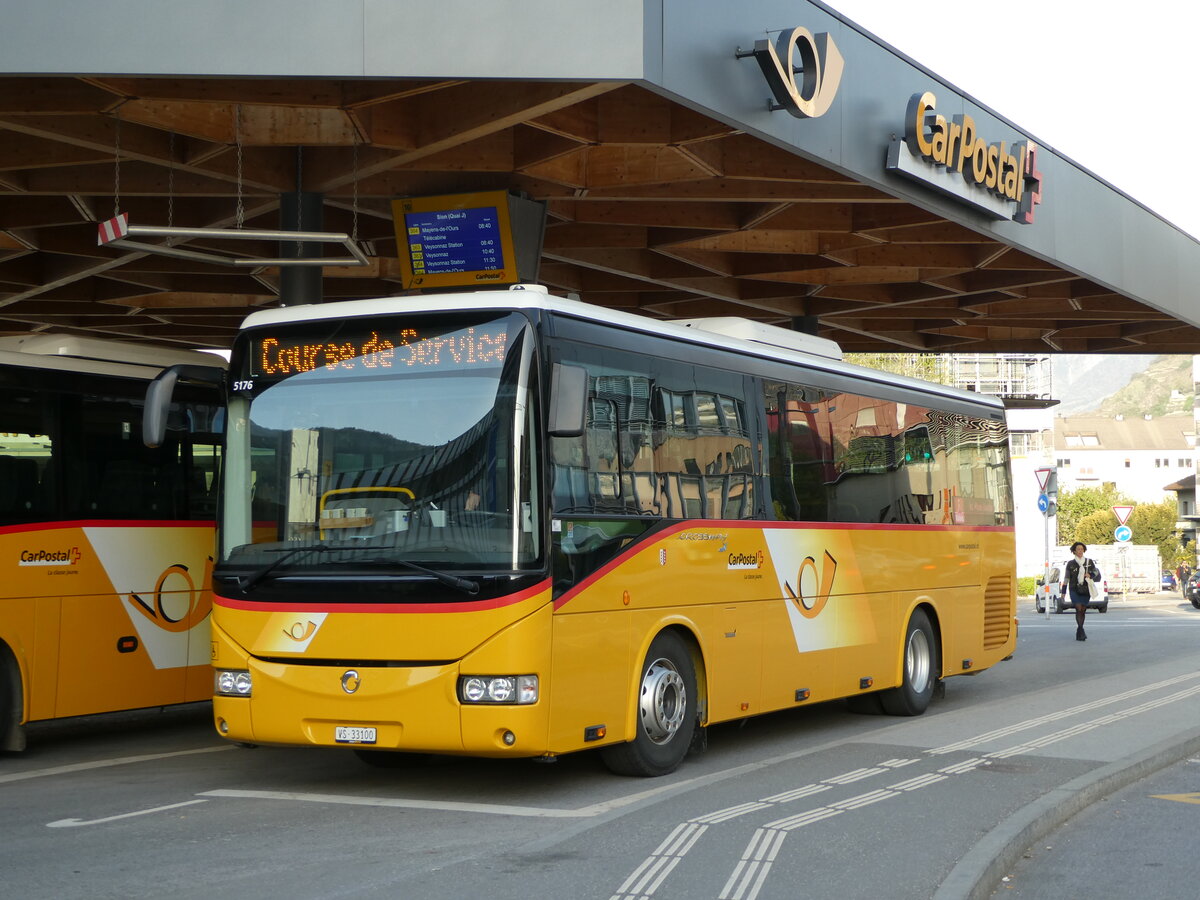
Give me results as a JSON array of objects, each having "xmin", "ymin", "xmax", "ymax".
[
  {"xmin": 392, "ymin": 191, "xmax": 519, "ymax": 290},
  {"xmin": 404, "ymin": 207, "xmax": 503, "ymax": 274}
]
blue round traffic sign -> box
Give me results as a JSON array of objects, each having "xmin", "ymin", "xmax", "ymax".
[
  {"xmin": 1037, "ymin": 493, "xmax": 1049, "ymax": 512},
  {"xmin": 1114, "ymin": 524, "xmax": 1132, "ymax": 543}
]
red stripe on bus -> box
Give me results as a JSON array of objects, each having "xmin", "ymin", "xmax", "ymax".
[
  {"xmin": 0, "ymin": 519, "xmax": 215, "ymax": 535},
  {"xmin": 214, "ymin": 577, "xmax": 552, "ymax": 614},
  {"xmin": 552, "ymin": 519, "xmax": 1013, "ymax": 610}
]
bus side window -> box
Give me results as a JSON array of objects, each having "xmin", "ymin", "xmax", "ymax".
[{"xmin": 0, "ymin": 386, "xmax": 57, "ymax": 520}]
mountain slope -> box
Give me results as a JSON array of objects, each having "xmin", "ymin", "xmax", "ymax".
[{"xmin": 1094, "ymin": 355, "xmax": 1193, "ymax": 418}]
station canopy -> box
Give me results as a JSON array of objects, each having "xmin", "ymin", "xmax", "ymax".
[{"xmin": 1, "ymin": 74, "xmax": 1197, "ymax": 355}]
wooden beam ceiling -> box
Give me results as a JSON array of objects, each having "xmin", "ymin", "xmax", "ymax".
[{"xmin": 0, "ymin": 75, "xmax": 1188, "ymax": 353}]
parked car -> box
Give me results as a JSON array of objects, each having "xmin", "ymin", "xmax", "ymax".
[
  {"xmin": 1185, "ymin": 573, "xmax": 1200, "ymax": 610},
  {"xmin": 1035, "ymin": 565, "xmax": 1109, "ymax": 614},
  {"xmin": 1163, "ymin": 570, "xmax": 1178, "ymax": 592}
]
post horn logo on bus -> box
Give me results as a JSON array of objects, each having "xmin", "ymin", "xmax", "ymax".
[
  {"xmin": 784, "ymin": 550, "xmax": 838, "ymax": 620},
  {"xmin": 127, "ymin": 561, "xmax": 214, "ymax": 633},
  {"xmin": 738, "ymin": 26, "xmax": 844, "ymax": 119}
]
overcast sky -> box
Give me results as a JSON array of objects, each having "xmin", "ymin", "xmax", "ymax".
[{"xmin": 826, "ymin": 0, "xmax": 1200, "ymax": 241}]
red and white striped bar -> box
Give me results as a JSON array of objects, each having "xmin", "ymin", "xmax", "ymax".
[{"xmin": 97, "ymin": 213, "xmax": 130, "ymax": 245}]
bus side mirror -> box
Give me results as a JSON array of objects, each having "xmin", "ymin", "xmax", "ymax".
[
  {"xmin": 548, "ymin": 363, "xmax": 587, "ymax": 438},
  {"xmin": 144, "ymin": 364, "xmax": 226, "ymax": 448}
]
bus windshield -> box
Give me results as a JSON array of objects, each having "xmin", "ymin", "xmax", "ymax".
[{"xmin": 220, "ymin": 311, "xmax": 540, "ymax": 579}]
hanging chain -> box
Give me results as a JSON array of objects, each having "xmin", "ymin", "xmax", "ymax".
[
  {"xmin": 295, "ymin": 146, "xmax": 303, "ymax": 253},
  {"xmin": 235, "ymin": 104, "xmax": 245, "ymax": 229},
  {"xmin": 112, "ymin": 107, "xmax": 121, "ymax": 218},
  {"xmin": 351, "ymin": 140, "xmax": 360, "ymax": 243},
  {"xmin": 166, "ymin": 131, "xmax": 175, "ymax": 242}
]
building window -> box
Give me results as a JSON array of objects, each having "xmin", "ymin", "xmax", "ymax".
[
  {"xmin": 1156, "ymin": 459, "xmax": 1163, "ymax": 468},
  {"xmin": 1124, "ymin": 458, "xmax": 1131, "ymax": 468},
  {"xmin": 1180, "ymin": 459, "xmax": 1189, "ymax": 468},
  {"xmin": 1058, "ymin": 458, "xmax": 1070, "ymax": 467}
]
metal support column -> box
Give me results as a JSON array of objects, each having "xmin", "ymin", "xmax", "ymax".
[
  {"xmin": 279, "ymin": 191, "xmax": 324, "ymax": 306},
  {"xmin": 791, "ymin": 315, "xmax": 820, "ymax": 335}
]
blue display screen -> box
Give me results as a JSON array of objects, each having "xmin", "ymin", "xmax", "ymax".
[{"xmin": 403, "ymin": 206, "xmax": 506, "ymax": 275}]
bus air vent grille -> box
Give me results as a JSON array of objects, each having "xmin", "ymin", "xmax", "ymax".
[{"xmin": 982, "ymin": 574, "xmax": 1013, "ymax": 649}]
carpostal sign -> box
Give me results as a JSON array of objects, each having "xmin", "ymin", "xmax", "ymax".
[{"xmin": 887, "ymin": 91, "xmax": 1044, "ymax": 224}]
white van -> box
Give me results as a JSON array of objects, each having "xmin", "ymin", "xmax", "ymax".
[{"xmin": 1035, "ymin": 564, "xmax": 1109, "ymax": 614}]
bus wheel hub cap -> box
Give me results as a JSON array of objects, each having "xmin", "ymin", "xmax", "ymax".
[{"xmin": 639, "ymin": 658, "xmax": 685, "ymax": 744}]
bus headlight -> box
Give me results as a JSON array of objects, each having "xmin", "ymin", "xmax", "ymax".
[
  {"xmin": 215, "ymin": 669, "xmax": 252, "ymax": 697},
  {"xmin": 458, "ymin": 675, "xmax": 538, "ymax": 705}
]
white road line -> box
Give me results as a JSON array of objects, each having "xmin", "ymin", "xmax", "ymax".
[
  {"xmin": 46, "ymin": 799, "xmax": 208, "ymax": 828},
  {"xmin": 830, "ymin": 788, "xmax": 898, "ymax": 810},
  {"xmin": 823, "ymin": 765, "xmax": 887, "ymax": 784},
  {"xmin": 719, "ymin": 828, "xmax": 787, "ymax": 900},
  {"xmin": 611, "ymin": 758, "xmax": 921, "ymax": 900},
  {"xmin": 200, "ymin": 788, "xmax": 591, "ymax": 818},
  {"xmin": 759, "ymin": 784, "xmax": 831, "ymax": 804},
  {"xmin": 697, "ymin": 676, "xmax": 1200, "ymax": 900},
  {"xmin": 0, "ymin": 745, "xmax": 234, "ymax": 784},
  {"xmin": 888, "ymin": 772, "xmax": 947, "ymax": 792},
  {"xmin": 693, "ymin": 801, "xmax": 773, "ymax": 824},
  {"xmin": 928, "ymin": 671, "xmax": 1200, "ymax": 754},
  {"xmin": 611, "ymin": 821, "xmax": 710, "ymax": 899},
  {"xmin": 986, "ymin": 684, "xmax": 1200, "ymax": 759},
  {"xmin": 766, "ymin": 806, "xmax": 844, "ymax": 831}
]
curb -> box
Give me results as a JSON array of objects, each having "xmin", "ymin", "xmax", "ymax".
[{"xmin": 933, "ymin": 725, "xmax": 1200, "ymax": 900}]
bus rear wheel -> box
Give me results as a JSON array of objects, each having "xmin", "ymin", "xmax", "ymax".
[
  {"xmin": 0, "ymin": 649, "xmax": 24, "ymax": 753},
  {"xmin": 602, "ymin": 631, "xmax": 697, "ymax": 777},
  {"xmin": 880, "ymin": 609, "xmax": 937, "ymax": 717}
]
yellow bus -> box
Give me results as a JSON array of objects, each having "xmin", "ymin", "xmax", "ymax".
[
  {"xmin": 0, "ymin": 335, "xmax": 223, "ymax": 751},
  {"xmin": 170, "ymin": 286, "xmax": 1014, "ymax": 776}
]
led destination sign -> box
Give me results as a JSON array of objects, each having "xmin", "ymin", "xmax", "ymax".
[
  {"xmin": 251, "ymin": 324, "xmax": 509, "ymax": 377},
  {"xmin": 392, "ymin": 191, "xmax": 520, "ymax": 290}
]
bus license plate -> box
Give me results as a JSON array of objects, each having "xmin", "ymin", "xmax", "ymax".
[{"xmin": 334, "ymin": 726, "xmax": 377, "ymax": 744}]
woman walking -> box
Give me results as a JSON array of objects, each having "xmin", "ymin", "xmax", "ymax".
[{"xmin": 1062, "ymin": 541, "xmax": 1101, "ymax": 641}]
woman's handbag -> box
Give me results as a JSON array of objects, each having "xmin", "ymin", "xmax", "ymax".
[{"xmin": 1086, "ymin": 559, "xmax": 1100, "ymax": 599}]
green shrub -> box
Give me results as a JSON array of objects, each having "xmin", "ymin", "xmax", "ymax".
[{"xmin": 1016, "ymin": 576, "xmax": 1038, "ymax": 597}]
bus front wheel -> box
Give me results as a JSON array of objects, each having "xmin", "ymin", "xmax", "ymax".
[
  {"xmin": 880, "ymin": 609, "xmax": 938, "ymax": 717},
  {"xmin": 602, "ymin": 631, "xmax": 697, "ymax": 777}
]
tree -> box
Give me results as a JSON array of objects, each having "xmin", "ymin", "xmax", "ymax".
[
  {"xmin": 843, "ymin": 353, "xmax": 954, "ymax": 386},
  {"xmin": 1128, "ymin": 498, "xmax": 1185, "ymax": 568},
  {"xmin": 1074, "ymin": 509, "xmax": 1116, "ymax": 546},
  {"xmin": 1056, "ymin": 485, "xmax": 1132, "ymax": 545}
]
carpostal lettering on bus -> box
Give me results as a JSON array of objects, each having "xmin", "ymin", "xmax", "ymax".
[
  {"xmin": 19, "ymin": 547, "xmax": 81, "ymax": 566},
  {"xmin": 727, "ymin": 550, "xmax": 764, "ymax": 571},
  {"xmin": 257, "ymin": 327, "xmax": 507, "ymax": 375},
  {"xmin": 905, "ymin": 91, "xmax": 1030, "ymax": 202}
]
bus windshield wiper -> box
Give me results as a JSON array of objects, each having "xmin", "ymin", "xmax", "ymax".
[
  {"xmin": 239, "ymin": 545, "xmax": 478, "ymax": 595},
  {"xmin": 239, "ymin": 544, "xmax": 334, "ymax": 592},
  {"xmin": 351, "ymin": 556, "xmax": 479, "ymax": 595}
]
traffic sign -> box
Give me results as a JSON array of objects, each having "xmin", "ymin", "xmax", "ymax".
[
  {"xmin": 1114, "ymin": 524, "xmax": 1132, "ymax": 543},
  {"xmin": 1035, "ymin": 467, "xmax": 1055, "ymax": 492},
  {"xmin": 1113, "ymin": 505, "xmax": 1134, "ymax": 525},
  {"xmin": 1037, "ymin": 493, "xmax": 1049, "ymax": 512}
]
